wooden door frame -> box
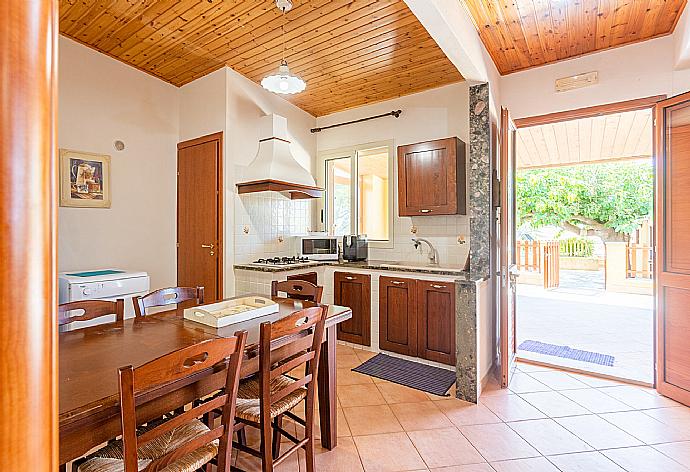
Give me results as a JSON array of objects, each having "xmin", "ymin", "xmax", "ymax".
[
  {"xmin": 176, "ymin": 132, "xmax": 224, "ymax": 299},
  {"xmin": 511, "ymin": 95, "xmax": 665, "ymax": 387}
]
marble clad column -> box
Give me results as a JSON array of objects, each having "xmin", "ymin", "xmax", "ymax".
[{"xmin": 455, "ymin": 83, "xmax": 492, "ymax": 403}]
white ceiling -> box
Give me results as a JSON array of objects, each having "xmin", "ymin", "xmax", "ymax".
[{"xmin": 517, "ymin": 108, "xmax": 653, "ymax": 169}]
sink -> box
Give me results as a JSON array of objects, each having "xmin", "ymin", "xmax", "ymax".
[{"xmin": 378, "ymin": 262, "xmax": 466, "ymax": 273}]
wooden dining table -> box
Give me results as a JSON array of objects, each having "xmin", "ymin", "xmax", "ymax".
[{"xmin": 58, "ymin": 296, "xmax": 352, "ymax": 465}]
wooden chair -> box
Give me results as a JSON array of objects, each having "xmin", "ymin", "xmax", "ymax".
[
  {"xmin": 76, "ymin": 331, "xmax": 247, "ymax": 472},
  {"xmin": 233, "ymin": 306, "xmax": 326, "ymax": 472},
  {"xmin": 270, "ymin": 279, "xmax": 323, "ymax": 303},
  {"xmin": 58, "ymin": 299, "xmax": 125, "ymax": 330},
  {"xmin": 133, "ymin": 286, "xmax": 204, "ymax": 317}
]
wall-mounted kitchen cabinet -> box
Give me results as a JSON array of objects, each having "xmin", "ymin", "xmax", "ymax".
[
  {"xmin": 397, "ymin": 137, "xmax": 466, "ymax": 216},
  {"xmin": 334, "ymin": 271, "xmax": 371, "ymax": 346},
  {"xmin": 379, "ymin": 276, "xmax": 456, "ymax": 366}
]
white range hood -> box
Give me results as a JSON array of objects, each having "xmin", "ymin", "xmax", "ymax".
[{"xmin": 236, "ymin": 114, "xmax": 323, "ymax": 199}]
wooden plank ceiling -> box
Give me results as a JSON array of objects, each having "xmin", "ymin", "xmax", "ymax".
[
  {"xmin": 462, "ymin": 0, "xmax": 687, "ymax": 75},
  {"xmin": 517, "ymin": 108, "xmax": 652, "ymax": 168},
  {"xmin": 58, "ymin": 0, "xmax": 463, "ymax": 116}
]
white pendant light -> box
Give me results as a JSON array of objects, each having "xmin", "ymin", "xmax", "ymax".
[{"xmin": 262, "ymin": 0, "xmax": 306, "ymax": 95}]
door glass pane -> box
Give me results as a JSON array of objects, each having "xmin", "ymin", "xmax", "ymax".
[
  {"xmin": 326, "ymin": 157, "xmax": 352, "ymax": 236},
  {"xmin": 358, "ymin": 147, "xmax": 389, "ymax": 241}
]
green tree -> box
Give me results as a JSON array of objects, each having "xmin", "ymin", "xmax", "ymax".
[{"xmin": 517, "ymin": 161, "xmax": 653, "ymax": 242}]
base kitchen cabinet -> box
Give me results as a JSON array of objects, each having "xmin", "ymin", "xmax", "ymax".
[
  {"xmin": 334, "ymin": 271, "xmax": 371, "ymax": 346},
  {"xmin": 379, "ymin": 276, "xmax": 417, "ymax": 356},
  {"xmin": 417, "ymin": 280, "xmax": 456, "ymax": 365}
]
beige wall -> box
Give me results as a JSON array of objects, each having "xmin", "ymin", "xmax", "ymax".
[{"xmin": 57, "ymin": 37, "xmax": 180, "ymax": 291}]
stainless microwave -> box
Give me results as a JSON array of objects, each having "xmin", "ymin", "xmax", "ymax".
[{"xmin": 299, "ymin": 236, "xmax": 339, "ymax": 261}]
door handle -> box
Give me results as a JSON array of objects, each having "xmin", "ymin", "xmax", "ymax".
[{"xmin": 201, "ymin": 244, "xmax": 215, "ymax": 249}]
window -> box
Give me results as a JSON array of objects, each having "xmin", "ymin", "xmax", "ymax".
[{"xmin": 319, "ymin": 142, "xmax": 393, "ymax": 245}]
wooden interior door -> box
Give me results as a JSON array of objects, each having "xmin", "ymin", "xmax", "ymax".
[
  {"xmin": 334, "ymin": 272, "xmax": 371, "ymax": 346},
  {"xmin": 417, "ymin": 280, "xmax": 456, "ymax": 365},
  {"xmin": 499, "ymin": 108, "xmax": 518, "ymax": 388},
  {"xmin": 655, "ymin": 93, "xmax": 690, "ymax": 406},
  {"xmin": 379, "ymin": 276, "xmax": 417, "ymax": 356},
  {"xmin": 177, "ymin": 133, "xmax": 223, "ymax": 302}
]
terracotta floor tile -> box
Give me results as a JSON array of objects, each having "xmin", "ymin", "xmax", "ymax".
[
  {"xmin": 599, "ymin": 385, "xmax": 681, "ymax": 409},
  {"xmin": 490, "ymin": 457, "xmax": 560, "ymax": 472},
  {"xmin": 519, "ymin": 391, "xmax": 590, "ymax": 417},
  {"xmin": 434, "ymin": 399, "xmax": 501, "ymax": 426},
  {"xmin": 353, "ymin": 349, "xmax": 377, "ymax": 363},
  {"xmin": 337, "ymin": 368, "xmax": 374, "ymax": 386},
  {"xmin": 314, "ymin": 437, "xmax": 364, "ymax": 472},
  {"xmin": 480, "ymin": 378, "xmax": 515, "ymax": 397},
  {"xmin": 527, "ymin": 371, "xmax": 589, "ymax": 391},
  {"xmin": 480, "ymin": 394, "xmax": 547, "ymax": 422},
  {"xmin": 353, "ymin": 432, "xmax": 426, "ymax": 472},
  {"xmin": 508, "ymin": 372, "xmax": 551, "ymax": 394},
  {"xmin": 555, "ymin": 415, "xmax": 643, "ymax": 450},
  {"xmin": 547, "ymin": 452, "xmax": 626, "ymax": 471},
  {"xmin": 430, "ymin": 465, "xmax": 495, "ymax": 472},
  {"xmin": 407, "ymin": 428, "xmax": 486, "ymax": 468},
  {"xmin": 390, "ymin": 401, "xmax": 454, "ymax": 431},
  {"xmin": 600, "ymin": 411, "xmax": 690, "ymax": 444},
  {"xmin": 654, "ymin": 441, "xmax": 690, "ymax": 468},
  {"xmin": 507, "ymin": 419, "xmax": 592, "ymax": 455},
  {"xmin": 560, "ymin": 388, "xmax": 635, "ymax": 414},
  {"xmin": 602, "ymin": 445, "xmax": 690, "ymax": 472},
  {"xmin": 342, "ymin": 405, "xmax": 403, "ymax": 436},
  {"xmin": 459, "ymin": 423, "xmax": 540, "ymax": 462},
  {"xmin": 336, "ymin": 353, "xmax": 363, "ymax": 369},
  {"xmin": 377, "ymin": 382, "xmax": 431, "ymax": 404},
  {"xmin": 426, "ymin": 383, "xmax": 457, "ymax": 401},
  {"xmin": 337, "ymin": 344, "xmax": 357, "ymax": 356},
  {"xmin": 337, "ymin": 383, "xmax": 386, "ymax": 407}
]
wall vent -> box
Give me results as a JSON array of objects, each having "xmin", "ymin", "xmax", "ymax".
[{"xmin": 555, "ymin": 71, "xmax": 598, "ymax": 92}]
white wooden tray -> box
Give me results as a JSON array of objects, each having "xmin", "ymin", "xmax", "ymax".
[{"xmin": 183, "ymin": 296, "xmax": 279, "ymax": 328}]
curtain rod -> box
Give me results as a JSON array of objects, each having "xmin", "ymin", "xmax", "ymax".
[{"xmin": 310, "ymin": 110, "xmax": 402, "ymax": 133}]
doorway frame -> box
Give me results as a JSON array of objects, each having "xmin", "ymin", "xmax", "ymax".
[
  {"xmin": 176, "ymin": 131, "xmax": 225, "ymax": 299},
  {"xmin": 509, "ymin": 94, "xmax": 666, "ymax": 385}
]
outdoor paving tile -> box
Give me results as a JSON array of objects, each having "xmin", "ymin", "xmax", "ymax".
[
  {"xmin": 518, "ymin": 391, "xmax": 590, "ymax": 417},
  {"xmin": 459, "ymin": 423, "xmax": 540, "ymax": 462},
  {"xmin": 601, "ymin": 445, "xmax": 690, "ymax": 472},
  {"xmin": 555, "ymin": 414, "xmax": 643, "ymax": 449},
  {"xmin": 507, "ymin": 419, "xmax": 592, "ymax": 455},
  {"xmin": 547, "ymin": 452, "xmax": 626, "ymax": 472}
]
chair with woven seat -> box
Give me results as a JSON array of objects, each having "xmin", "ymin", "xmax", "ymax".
[
  {"xmin": 133, "ymin": 286, "xmax": 204, "ymax": 317},
  {"xmin": 233, "ymin": 306, "xmax": 326, "ymax": 472},
  {"xmin": 77, "ymin": 331, "xmax": 247, "ymax": 472},
  {"xmin": 270, "ymin": 279, "xmax": 323, "ymax": 303},
  {"xmin": 58, "ymin": 299, "xmax": 125, "ymax": 331}
]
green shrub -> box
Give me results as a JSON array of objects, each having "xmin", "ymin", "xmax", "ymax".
[{"xmin": 559, "ymin": 238, "xmax": 594, "ymax": 257}]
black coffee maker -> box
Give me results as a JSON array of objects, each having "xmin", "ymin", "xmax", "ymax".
[{"xmin": 342, "ymin": 235, "xmax": 368, "ymax": 262}]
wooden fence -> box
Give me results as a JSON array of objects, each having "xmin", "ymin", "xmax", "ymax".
[
  {"xmin": 626, "ymin": 244, "xmax": 653, "ymax": 279},
  {"xmin": 517, "ymin": 240, "xmax": 560, "ymax": 289}
]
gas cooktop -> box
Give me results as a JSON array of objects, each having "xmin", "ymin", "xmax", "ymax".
[{"xmin": 250, "ymin": 256, "xmax": 316, "ymax": 266}]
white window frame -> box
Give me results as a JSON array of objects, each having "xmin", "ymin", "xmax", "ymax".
[{"xmin": 316, "ymin": 140, "xmax": 395, "ymax": 249}]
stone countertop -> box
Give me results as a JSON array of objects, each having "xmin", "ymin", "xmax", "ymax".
[{"xmin": 234, "ymin": 259, "xmax": 470, "ymax": 277}]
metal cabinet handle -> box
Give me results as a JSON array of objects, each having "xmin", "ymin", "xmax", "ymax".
[
  {"xmin": 420, "ymin": 209, "xmax": 432, "ymax": 213},
  {"xmin": 346, "ymin": 276, "xmax": 356, "ymax": 280},
  {"xmin": 431, "ymin": 284, "xmax": 447, "ymax": 289},
  {"xmin": 392, "ymin": 280, "xmax": 405, "ymax": 285}
]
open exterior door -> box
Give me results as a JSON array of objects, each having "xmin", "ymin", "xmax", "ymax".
[
  {"xmin": 499, "ymin": 108, "xmax": 518, "ymax": 388},
  {"xmin": 655, "ymin": 93, "xmax": 690, "ymax": 406}
]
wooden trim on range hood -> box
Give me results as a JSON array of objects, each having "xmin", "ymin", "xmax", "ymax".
[{"xmin": 236, "ymin": 179, "xmax": 323, "ymax": 199}]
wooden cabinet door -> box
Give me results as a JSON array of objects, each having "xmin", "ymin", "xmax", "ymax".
[
  {"xmin": 287, "ymin": 272, "xmax": 318, "ymax": 285},
  {"xmin": 655, "ymin": 93, "xmax": 690, "ymax": 406},
  {"xmin": 397, "ymin": 137, "xmax": 466, "ymax": 216},
  {"xmin": 334, "ymin": 272, "xmax": 371, "ymax": 346},
  {"xmin": 379, "ymin": 277, "xmax": 417, "ymax": 356},
  {"xmin": 417, "ymin": 280, "xmax": 456, "ymax": 365}
]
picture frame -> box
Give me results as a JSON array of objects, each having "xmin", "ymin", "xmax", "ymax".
[{"xmin": 59, "ymin": 149, "xmax": 111, "ymax": 208}]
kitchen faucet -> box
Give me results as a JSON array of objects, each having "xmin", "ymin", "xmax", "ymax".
[{"xmin": 412, "ymin": 237, "xmax": 439, "ymax": 265}]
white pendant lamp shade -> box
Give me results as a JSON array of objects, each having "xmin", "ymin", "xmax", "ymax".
[{"xmin": 261, "ymin": 60, "xmax": 306, "ymax": 95}]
